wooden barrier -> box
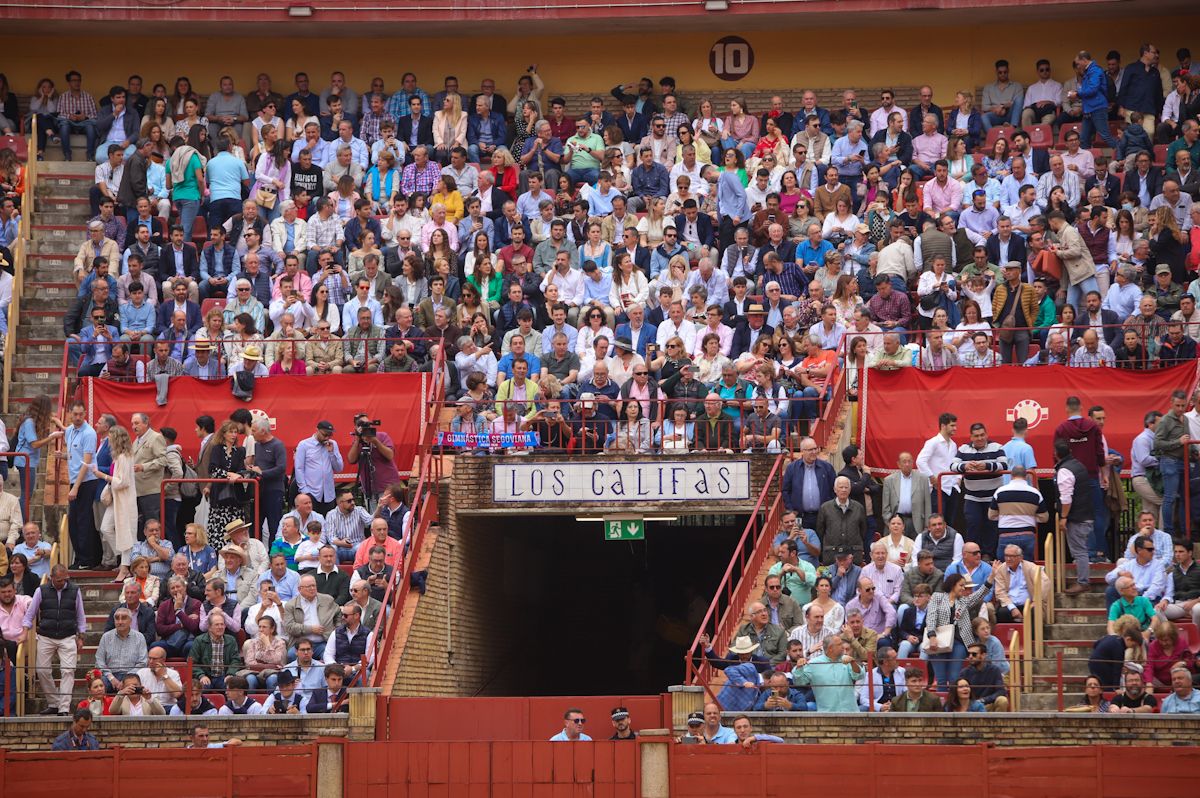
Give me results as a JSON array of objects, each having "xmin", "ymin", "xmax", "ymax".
[
  {"xmin": 344, "ymin": 740, "xmax": 638, "ymax": 798},
  {"xmin": 669, "ymin": 743, "xmax": 1199, "ymax": 797},
  {"xmin": 384, "ymin": 695, "xmax": 669, "ymax": 742},
  {"xmin": 0, "ymin": 743, "xmax": 319, "ymax": 797}
]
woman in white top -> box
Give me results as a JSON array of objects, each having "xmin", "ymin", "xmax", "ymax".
[
  {"xmin": 816, "ymin": 251, "xmax": 848, "ymax": 298},
  {"xmin": 804, "ymin": 575, "xmax": 845, "ymax": 634},
  {"xmin": 251, "ymin": 100, "xmax": 284, "ymax": 152},
  {"xmin": 307, "ymin": 282, "xmax": 343, "ymax": 335},
  {"xmin": 692, "ymin": 98, "xmax": 725, "ymax": 152},
  {"xmin": 830, "ymin": 274, "xmax": 862, "ymax": 327},
  {"xmin": 432, "ymin": 94, "xmax": 467, "ymax": 165},
  {"xmin": 252, "ymin": 139, "xmax": 291, "ymax": 222},
  {"xmin": 916, "ymin": 256, "xmax": 958, "ymax": 323},
  {"xmin": 694, "ymin": 332, "xmax": 731, "ymax": 385},
  {"xmin": 1112, "ymin": 210, "xmax": 1137, "ymax": 261},
  {"xmin": 948, "ymin": 300, "xmax": 992, "ymax": 355},
  {"xmin": 602, "ymin": 147, "xmax": 632, "ymax": 194},
  {"xmin": 609, "ymin": 254, "xmax": 649, "ymax": 316},
  {"xmin": 637, "ymin": 196, "xmax": 668, "ymax": 249},
  {"xmin": 607, "ymin": 400, "xmax": 653, "ymax": 454},
  {"xmin": 882, "ymin": 514, "xmax": 916, "ymax": 568},
  {"xmin": 141, "ymin": 97, "xmax": 176, "ymax": 142},
  {"xmin": 575, "ymin": 307, "xmax": 614, "ymax": 358},
  {"xmin": 946, "ymin": 136, "xmax": 974, "ymax": 183},
  {"xmin": 91, "ymin": 425, "xmax": 137, "ymax": 581},
  {"xmin": 286, "ymin": 98, "xmax": 318, "ymax": 142},
  {"xmin": 821, "ymin": 198, "xmax": 860, "ymax": 241},
  {"xmin": 174, "ymin": 98, "xmax": 208, "ymax": 141}
]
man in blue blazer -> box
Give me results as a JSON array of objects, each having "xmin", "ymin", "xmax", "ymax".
[
  {"xmin": 616, "ymin": 97, "xmax": 649, "ymax": 144},
  {"xmin": 155, "ymin": 278, "xmax": 203, "ymax": 335},
  {"xmin": 616, "ymin": 227, "xmax": 652, "ymax": 277},
  {"xmin": 984, "ymin": 224, "xmax": 1027, "ymax": 268},
  {"xmin": 613, "ymin": 304, "xmax": 658, "ymax": 357},
  {"xmin": 782, "ymin": 442, "xmax": 837, "ymax": 530},
  {"xmin": 467, "ymin": 97, "xmax": 507, "ymax": 164}
]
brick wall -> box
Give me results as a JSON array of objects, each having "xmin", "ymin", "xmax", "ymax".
[
  {"xmin": 451, "ymin": 453, "xmax": 779, "ymax": 515},
  {"xmin": 0, "ymin": 715, "xmax": 349, "ymax": 752},
  {"xmin": 561, "ymin": 87, "xmax": 927, "ymax": 119},
  {"xmin": 741, "ymin": 712, "xmax": 1200, "ymax": 746}
]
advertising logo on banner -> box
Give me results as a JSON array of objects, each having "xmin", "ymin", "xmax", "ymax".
[
  {"xmin": 493, "ymin": 460, "xmax": 751, "ymax": 503},
  {"xmin": 85, "ymin": 374, "xmax": 428, "ymax": 467},
  {"xmin": 861, "ymin": 363, "xmax": 1199, "ymax": 472}
]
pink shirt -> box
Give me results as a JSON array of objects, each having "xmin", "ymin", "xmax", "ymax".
[
  {"xmin": 0, "ymin": 595, "xmax": 32, "ymax": 644},
  {"xmin": 923, "ymin": 177, "xmax": 964, "ymax": 214},
  {"xmin": 911, "ymin": 133, "xmax": 948, "ymax": 166}
]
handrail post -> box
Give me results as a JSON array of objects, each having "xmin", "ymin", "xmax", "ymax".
[
  {"xmin": 1056, "ymin": 649, "xmax": 1064, "ymax": 712},
  {"xmin": 865, "ymin": 651, "xmax": 875, "ymax": 712}
]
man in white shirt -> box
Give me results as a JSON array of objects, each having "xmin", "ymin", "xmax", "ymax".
[
  {"xmin": 669, "ymin": 145, "xmax": 708, "ymax": 196},
  {"xmin": 1036, "ymin": 155, "xmax": 1082, "ymax": 210},
  {"xmin": 916, "ymin": 412, "xmax": 962, "ymax": 527},
  {"xmin": 136, "ymin": 646, "xmax": 183, "ymax": 705},
  {"xmin": 656, "ymin": 300, "xmax": 698, "ymax": 352},
  {"xmin": 1022, "ymin": 59, "xmax": 1063, "ymax": 127},
  {"xmin": 341, "ymin": 277, "xmax": 384, "ymax": 330}
]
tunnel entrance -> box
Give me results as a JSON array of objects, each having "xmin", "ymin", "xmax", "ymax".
[{"xmin": 456, "ymin": 514, "xmax": 748, "ymax": 697}]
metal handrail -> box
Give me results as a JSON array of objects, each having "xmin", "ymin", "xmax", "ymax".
[
  {"xmin": 57, "ymin": 514, "xmax": 71, "ymax": 573},
  {"xmin": 370, "ymin": 347, "xmax": 447, "ymax": 692},
  {"xmin": 3, "ymin": 116, "xmax": 34, "ymax": 413},
  {"xmin": 1006, "ymin": 627, "xmax": 1021, "ymax": 712},
  {"xmin": 683, "ymin": 453, "xmax": 786, "ymax": 695}
]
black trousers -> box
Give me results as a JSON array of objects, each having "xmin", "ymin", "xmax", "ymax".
[{"xmin": 69, "ymin": 479, "xmax": 102, "ymax": 566}]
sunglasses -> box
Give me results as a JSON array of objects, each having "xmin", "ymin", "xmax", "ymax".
[
  {"xmin": 634, "ymin": 371, "xmax": 648, "ymax": 376},
  {"xmin": 570, "ymin": 718, "xmax": 586, "ymax": 724}
]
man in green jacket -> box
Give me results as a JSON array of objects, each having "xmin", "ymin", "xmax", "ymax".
[{"xmin": 189, "ymin": 612, "xmax": 242, "ymax": 691}]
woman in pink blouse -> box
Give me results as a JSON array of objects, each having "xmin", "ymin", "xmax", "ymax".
[{"xmin": 722, "ymin": 97, "xmax": 759, "ymax": 160}]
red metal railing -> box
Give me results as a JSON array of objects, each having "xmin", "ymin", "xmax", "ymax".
[
  {"xmin": 160, "ymin": 477, "xmax": 262, "ymax": 540},
  {"xmin": 683, "ymin": 453, "xmax": 787, "ymax": 697},
  {"xmin": 369, "ymin": 346, "xmax": 448, "ymax": 693}
]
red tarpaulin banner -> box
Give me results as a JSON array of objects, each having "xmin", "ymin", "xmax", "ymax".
[
  {"xmin": 861, "ymin": 364, "xmax": 1199, "ymax": 472},
  {"xmin": 83, "ymin": 373, "xmax": 428, "ymax": 468}
]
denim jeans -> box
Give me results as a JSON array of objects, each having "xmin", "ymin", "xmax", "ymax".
[
  {"xmin": 789, "ymin": 386, "xmax": 822, "ymax": 421},
  {"xmin": 1160, "ymin": 456, "xmax": 1183, "ymax": 535},
  {"xmin": 1089, "ymin": 477, "xmax": 1109, "ymax": 557},
  {"xmin": 208, "ymin": 197, "xmax": 242, "ymax": 229},
  {"xmin": 566, "ymin": 167, "xmax": 598, "ymax": 185},
  {"xmin": 1065, "ymin": 276, "xmax": 1100, "ymax": 315},
  {"xmin": 1080, "ymin": 109, "xmax": 1119, "ymax": 149},
  {"xmin": 57, "ymin": 118, "xmax": 97, "ymax": 160},
  {"xmin": 996, "ymin": 532, "xmax": 1036, "ymax": 561},
  {"xmin": 964, "ymin": 500, "xmax": 998, "ymax": 559},
  {"xmin": 929, "ymin": 640, "xmax": 968, "ymax": 689},
  {"xmin": 176, "ymin": 198, "xmax": 201, "ymax": 241}
]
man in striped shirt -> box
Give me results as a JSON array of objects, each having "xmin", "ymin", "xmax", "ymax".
[
  {"xmin": 951, "ymin": 423, "xmax": 1008, "ymax": 563},
  {"xmin": 987, "ymin": 465, "xmax": 1049, "ymax": 562}
]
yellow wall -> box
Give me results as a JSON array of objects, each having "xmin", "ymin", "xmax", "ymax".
[{"xmin": 3, "ymin": 15, "xmax": 1193, "ymax": 105}]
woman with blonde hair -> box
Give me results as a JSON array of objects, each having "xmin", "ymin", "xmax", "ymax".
[
  {"xmin": 91, "ymin": 424, "xmax": 136, "ymax": 581},
  {"xmin": 123, "ymin": 556, "xmax": 161, "ymax": 605},
  {"xmin": 948, "ymin": 91, "xmax": 984, "ymax": 152},
  {"xmin": 433, "ymin": 93, "xmax": 467, "ymax": 165},
  {"xmin": 1148, "ymin": 205, "xmax": 1188, "ymax": 284}
]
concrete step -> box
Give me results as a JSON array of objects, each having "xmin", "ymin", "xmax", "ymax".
[
  {"xmin": 35, "ymin": 159, "xmax": 98, "ymax": 177},
  {"xmin": 36, "ymin": 196, "xmax": 91, "ymax": 211},
  {"xmin": 1043, "ymin": 639, "xmax": 1098, "ymax": 659},
  {"xmin": 1033, "ymin": 657, "xmax": 1095, "ymax": 677},
  {"xmin": 37, "ymin": 211, "xmax": 94, "ymax": 226},
  {"xmin": 34, "ymin": 175, "xmax": 94, "ymax": 197},
  {"xmin": 1047, "ymin": 622, "xmax": 1107, "ymax": 640},
  {"xmin": 1053, "ymin": 607, "xmax": 1108, "ymax": 625},
  {"xmin": 1021, "ymin": 692, "xmax": 1082, "ymax": 711},
  {"xmin": 1054, "ymin": 590, "xmax": 1107, "ymax": 609},
  {"xmin": 13, "ymin": 350, "xmax": 68, "ymax": 369}
]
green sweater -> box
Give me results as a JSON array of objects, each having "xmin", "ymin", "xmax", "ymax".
[
  {"xmin": 1033, "ymin": 296, "xmax": 1057, "ymax": 329},
  {"xmin": 189, "ymin": 632, "xmax": 244, "ymax": 678}
]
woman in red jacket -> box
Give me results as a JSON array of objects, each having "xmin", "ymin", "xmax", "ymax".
[{"xmin": 490, "ymin": 147, "xmax": 519, "ymax": 201}]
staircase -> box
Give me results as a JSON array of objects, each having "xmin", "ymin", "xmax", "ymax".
[
  {"xmin": 21, "ymin": 569, "xmax": 127, "ymax": 713},
  {"xmin": 1019, "ymin": 562, "xmax": 1116, "ymax": 711},
  {"xmin": 5, "ymin": 158, "xmax": 92, "ymax": 527}
]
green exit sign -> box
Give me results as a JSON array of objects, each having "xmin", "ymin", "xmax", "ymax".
[{"xmin": 604, "ymin": 516, "xmax": 645, "ymax": 541}]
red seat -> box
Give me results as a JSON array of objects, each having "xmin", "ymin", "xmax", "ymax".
[
  {"xmin": 984, "ymin": 125, "xmax": 1014, "ymax": 151},
  {"xmin": 899, "ymin": 658, "xmax": 927, "ymax": 679},
  {"xmin": 1153, "ymin": 144, "xmax": 1169, "ymax": 167},
  {"xmin": 0, "ymin": 134, "xmax": 28, "ymax": 162},
  {"xmin": 191, "ymin": 216, "xmax": 209, "ymax": 246},
  {"xmin": 992, "ymin": 623, "xmax": 1021, "ymax": 649},
  {"xmin": 204, "ymin": 692, "xmax": 225, "ymax": 709},
  {"xmin": 1179, "ymin": 623, "xmax": 1200, "ymax": 655},
  {"xmin": 1108, "ymin": 121, "xmax": 1124, "ymax": 142},
  {"xmin": 1056, "ymin": 122, "xmax": 1082, "ymax": 147},
  {"xmin": 1026, "ymin": 124, "xmax": 1053, "ymax": 150},
  {"xmin": 200, "ymin": 298, "xmax": 227, "ymax": 318}
]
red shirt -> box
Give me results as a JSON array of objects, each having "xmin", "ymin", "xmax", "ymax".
[
  {"xmin": 800, "ymin": 350, "xmax": 838, "ymax": 391},
  {"xmin": 549, "ymin": 116, "xmax": 575, "ymax": 144}
]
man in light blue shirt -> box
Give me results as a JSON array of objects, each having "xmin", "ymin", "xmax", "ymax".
[
  {"xmin": 792, "ymin": 634, "xmax": 864, "ymax": 712},
  {"xmin": 293, "ymin": 421, "xmax": 344, "ymax": 514},
  {"xmin": 1162, "ymin": 665, "xmax": 1200, "ymax": 714},
  {"xmin": 1104, "ymin": 535, "xmax": 1171, "ymax": 607},
  {"xmin": 12, "ymin": 522, "xmax": 53, "ymax": 579},
  {"xmin": 205, "ymin": 137, "xmax": 250, "ymax": 228},
  {"xmin": 64, "ymin": 401, "xmax": 101, "ymax": 569},
  {"xmin": 119, "ymin": 283, "xmax": 156, "ymax": 344},
  {"xmin": 829, "ymin": 120, "xmax": 869, "ymax": 196},
  {"xmin": 549, "ymin": 708, "xmax": 592, "ymax": 741},
  {"xmin": 1000, "ymin": 418, "xmax": 1036, "ymax": 485},
  {"xmin": 1101, "ymin": 266, "xmax": 1143, "ymax": 320},
  {"xmin": 579, "ymin": 261, "xmax": 612, "ymax": 305}
]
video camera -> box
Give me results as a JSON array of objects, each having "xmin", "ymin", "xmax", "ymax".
[{"xmin": 354, "ymin": 417, "xmax": 381, "ymax": 439}]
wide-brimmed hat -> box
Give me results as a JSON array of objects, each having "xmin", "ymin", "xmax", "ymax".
[
  {"xmin": 241, "ymin": 345, "xmax": 263, "ymax": 361},
  {"xmin": 613, "ymin": 337, "xmax": 634, "ymax": 352},
  {"xmin": 219, "ymin": 543, "xmax": 247, "ymax": 561},
  {"xmin": 746, "ymin": 304, "xmax": 767, "ymax": 315},
  {"xmin": 728, "ymin": 635, "xmax": 760, "ymax": 655},
  {"xmin": 223, "ymin": 519, "xmax": 252, "ymax": 535}
]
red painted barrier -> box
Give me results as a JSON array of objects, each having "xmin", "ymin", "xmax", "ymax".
[{"xmin": 384, "ymin": 695, "xmax": 669, "ymax": 742}]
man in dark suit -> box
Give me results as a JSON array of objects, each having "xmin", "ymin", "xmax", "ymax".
[
  {"xmin": 1122, "ymin": 153, "xmax": 1163, "ymax": 203},
  {"xmin": 646, "ymin": 285, "xmax": 674, "ymax": 328},
  {"xmin": 730, "ymin": 305, "xmax": 774, "ymax": 359},
  {"xmin": 1080, "ymin": 291, "xmax": 1123, "ymax": 346},
  {"xmin": 159, "ymin": 226, "xmax": 200, "ymax": 290},
  {"xmin": 155, "ymin": 278, "xmax": 203, "ymax": 335},
  {"xmin": 1011, "ymin": 130, "xmax": 1049, "ymax": 174},
  {"xmin": 616, "ymin": 97, "xmax": 649, "ymax": 145},
  {"xmin": 477, "ymin": 172, "xmax": 510, "ymax": 223},
  {"xmin": 613, "ymin": 304, "xmax": 658, "ymax": 357},
  {"xmin": 674, "ymin": 202, "xmax": 715, "ymax": 252},
  {"xmin": 615, "ymin": 227, "xmax": 651, "ymax": 277},
  {"xmin": 782, "ymin": 442, "xmax": 838, "ymax": 530},
  {"xmin": 396, "ymin": 95, "xmax": 434, "ymax": 162},
  {"xmin": 1085, "ymin": 157, "xmax": 1122, "ymax": 208},
  {"xmin": 984, "ymin": 220, "xmax": 1028, "ymax": 267},
  {"xmin": 312, "ymin": 545, "xmax": 351, "ymax": 604}
]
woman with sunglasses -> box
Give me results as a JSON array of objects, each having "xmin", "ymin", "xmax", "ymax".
[
  {"xmin": 674, "ymin": 124, "xmax": 711, "ymax": 165},
  {"xmin": 575, "ymin": 306, "xmax": 614, "ymax": 359}
]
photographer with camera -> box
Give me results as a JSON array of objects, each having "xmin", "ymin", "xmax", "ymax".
[
  {"xmin": 346, "ymin": 413, "xmax": 401, "ymax": 510},
  {"xmin": 109, "ymin": 672, "xmax": 165, "ymax": 716}
]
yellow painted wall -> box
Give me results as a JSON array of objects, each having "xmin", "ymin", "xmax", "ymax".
[{"xmin": 3, "ymin": 15, "xmax": 1192, "ymax": 105}]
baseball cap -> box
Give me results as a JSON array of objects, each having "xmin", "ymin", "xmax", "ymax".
[
  {"xmin": 686, "ymin": 711, "xmax": 704, "ymax": 726},
  {"xmin": 316, "ymin": 420, "xmax": 335, "ymax": 433}
]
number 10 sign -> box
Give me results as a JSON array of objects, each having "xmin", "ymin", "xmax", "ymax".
[{"xmin": 710, "ymin": 36, "xmax": 755, "ymax": 82}]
